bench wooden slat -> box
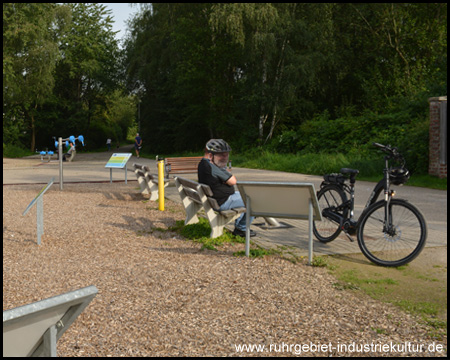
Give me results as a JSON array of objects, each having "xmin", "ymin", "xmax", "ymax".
[
  {"xmin": 176, "ymin": 176, "xmax": 200, "ymax": 191},
  {"xmin": 168, "ymin": 160, "xmax": 202, "ymax": 165},
  {"xmin": 218, "ymin": 209, "xmax": 237, "ymax": 217},
  {"xmin": 166, "ymin": 157, "xmax": 203, "ymax": 162},
  {"xmin": 218, "ymin": 208, "xmax": 247, "ymax": 217},
  {"xmin": 207, "ymin": 197, "xmax": 220, "ymax": 211},
  {"xmin": 147, "ymin": 173, "xmax": 160, "ymax": 184},
  {"xmin": 182, "ymin": 187, "xmax": 203, "ymax": 204},
  {"xmin": 133, "ymin": 163, "xmax": 150, "ymax": 172},
  {"xmin": 199, "ymin": 184, "xmax": 214, "ymax": 197},
  {"xmin": 136, "ymin": 169, "xmax": 145, "ymax": 177},
  {"xmin": 231, "ymin": 207, "xmax": 247, "ymax": 214},
  {"xmin": 168, "ymin": 169, "xmax": 198, "ymax": 174}
]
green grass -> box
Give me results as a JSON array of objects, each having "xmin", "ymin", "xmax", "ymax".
[
  {"xmin": 233, "ymin": 248, "xmax": 281, "ymax": 258},
  {"xmin": 173, "ymin": 218, "xmax": 280, "ymax": 257},
  {"xmin": 319, "ymin": 253, "xmax": 447, "ymax": 339},
  {"xmin": 175, "ymin": 218, "xmax": 245, "ymax": 251}
]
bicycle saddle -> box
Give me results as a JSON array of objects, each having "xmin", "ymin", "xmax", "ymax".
[{"xmin": 340, "ymin": 168, "xmax": 359, "ymax": 175}]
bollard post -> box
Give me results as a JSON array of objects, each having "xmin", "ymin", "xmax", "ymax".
[{"xmin": 158, "ymin": 160, "xmax": 165, "ymax": 211}]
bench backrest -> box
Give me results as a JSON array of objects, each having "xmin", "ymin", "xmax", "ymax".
[
  {"xmin": 175, "ymin": 176, "xmax": 221, "ymax": 210},
  {"xmin": 133, "ymin": 163, "xmax": 151, "ymax": 173},
  {"xmin": 165, "ymin": 157, "xmax": 203, "ymax": 176}
]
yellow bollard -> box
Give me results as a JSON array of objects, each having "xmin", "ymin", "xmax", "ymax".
[{"xmin": 157, "ymin": 160, "xmax": 165, "ymax": 211}]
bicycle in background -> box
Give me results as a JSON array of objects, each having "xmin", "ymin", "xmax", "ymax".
[{"xmin": 313, "ymin": 143, "xmax": 427, "ymax": 267}]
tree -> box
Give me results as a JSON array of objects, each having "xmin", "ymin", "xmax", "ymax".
[
  {"xmin": 123, "ymin": 3, "xmax": 446, "ymax": 155},
  {"xmin": 125, "ymin": 4, "xmax": 239, "ymax": 152},
  {"xmin": 56, "ymin": 3, "xmax": 121, "ymax": 134},
  {"xmin": 3, "ymin": 3, "xmax": 70, "ymax": 151},
  {"xmin": 210, "ymin": 3, "xmax": 336, "ymax": 143},
  {"xmin": 348, "ymin": 3, "xmax": 447, "ymax": 107}
]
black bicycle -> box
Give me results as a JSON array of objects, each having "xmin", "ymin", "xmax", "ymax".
[{"xmin": 313, "ymin": 143, "xmax": 427, "ymax": 267}]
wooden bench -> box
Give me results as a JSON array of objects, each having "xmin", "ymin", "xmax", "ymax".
[
  {"xmin": 175, "ymin": 176, "xmax": 246, "ymax": 238},
  {"xmin": 163, "ymin": 156, "xmax": 204, "ymax": 178},
  {"xmin": 133, "ymin": 163, "xmax": 169, "ymax": 201},
  {"xmin": 163, "ymin": 156, "xmax": 232, "ymax": 178}
]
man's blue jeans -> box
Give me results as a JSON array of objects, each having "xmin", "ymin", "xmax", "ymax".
[{"xmin": 219, "ymin": 191, "xmax": 254, "ymax": 231}]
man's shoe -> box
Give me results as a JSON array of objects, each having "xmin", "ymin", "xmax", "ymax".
[{"xmin": 233, "ymin": 228, "xmax": 256, "ymax": 237}]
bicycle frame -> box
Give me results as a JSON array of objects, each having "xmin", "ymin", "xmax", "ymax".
[
  {"xmin": 334, "ymin": 155, "xmax": 394, "ymax": 234},
  {"xmin": 365, "ymin": 157, "xmax": 394, "ymax": 206}
]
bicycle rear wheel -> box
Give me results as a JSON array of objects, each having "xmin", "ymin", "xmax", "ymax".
[
  {"xmin": 357, "ymin": 199, "xmax": 427, "ymax": 267},
  {"xmin": 313, "ymin": 184, "xmax": 348, "ymax": 243}
]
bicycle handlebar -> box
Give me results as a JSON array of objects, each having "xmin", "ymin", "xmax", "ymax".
[
  {"xmin": 372, "ymin": 142, "xmax": 386, "ymax": 149},
  {"xmin": 372, "ymin": 142, "xmax": 404, "ymax": 163}
]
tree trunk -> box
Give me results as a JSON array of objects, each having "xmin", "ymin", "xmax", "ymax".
[
  {"xmin": 265, "ymin": 34, "xmax": 288, "ymax": 144},
  {"xmin": 258, "ymin": 59, "xmax": 268, "ymax": 141},
  {"xmin": 30, "ymin": 104, "xmax": 38, "ymax": 152},
  {"xmin": 265, "ymin": 106, "xmax": 278, "ymax": 144}
]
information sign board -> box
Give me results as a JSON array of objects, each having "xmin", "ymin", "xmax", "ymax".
[
  {"xmin": 105, "ymin": 153, "xmax": 132, "ymax": 168},
  {"xmin": 22, "ymin": 178, "xmax": 54, "ymax": 216},
  {"xmin": 105, "ymin": 153, "xmax": 132, "ymax": 183}
]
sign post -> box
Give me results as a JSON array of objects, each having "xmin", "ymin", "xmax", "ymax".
[
  {"xmin": 22, "ymin": 178, "xmax": 54, "ymax": 245},
  {"xmin": 105, "ymin": 153, "xmax": 132, "ymax": 183}
]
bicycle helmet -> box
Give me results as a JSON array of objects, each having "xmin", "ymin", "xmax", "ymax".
[
  {"xmin": 389, "ymin": 167, "xmax": 410, "ymax": 185},
  {"xmin": 205, "ymin": 139, "xmax": 232, "ymax": 153}
]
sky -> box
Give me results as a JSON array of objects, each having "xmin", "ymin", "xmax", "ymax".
[{"xmin": 100, "ymin": 3, "xmax": 140, "ymax": 42}]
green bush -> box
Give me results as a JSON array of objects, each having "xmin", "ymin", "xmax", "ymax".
[
  {"xmin": 85, "ymin": 122, "xmax": 121, "ymax": 151},
  {"xmin": 3, "ymin": 143, "xmax": 34, "ymax": 158},
  {"xmin": 289, "ymin": 106, "xmax": 430, "ymax": 174}
]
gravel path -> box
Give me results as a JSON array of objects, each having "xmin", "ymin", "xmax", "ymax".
[{"xmin": 3, "ymin": 182, "xmax": 446, "ymax": 357}]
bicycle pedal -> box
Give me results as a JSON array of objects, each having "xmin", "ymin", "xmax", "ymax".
[{"xmin": 343, "ymin": 231, "xmax": 355, "ymax": 242}]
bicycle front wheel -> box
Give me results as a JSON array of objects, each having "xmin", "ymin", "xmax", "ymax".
[
  {"xmin": 313, "ymin": 184, "xmax": 348, "ymax": 243},
  {"xmin": 357, "ymin": 199, "xmax": 427, "ymax": 267}
]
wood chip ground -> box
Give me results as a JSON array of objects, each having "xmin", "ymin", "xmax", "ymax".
[{"xmin": 3, "ymin": 183, "xmax": 446, "ymax": 357}]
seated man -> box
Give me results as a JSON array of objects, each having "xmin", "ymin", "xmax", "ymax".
[{"xmin": 198, "ymin": 139, "xmax": 255, "ymax": 237}]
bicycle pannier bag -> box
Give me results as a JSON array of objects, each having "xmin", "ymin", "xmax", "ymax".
[{"xmin": 323, "ymin": 173, "xmax": 346, "ymax": 185}]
